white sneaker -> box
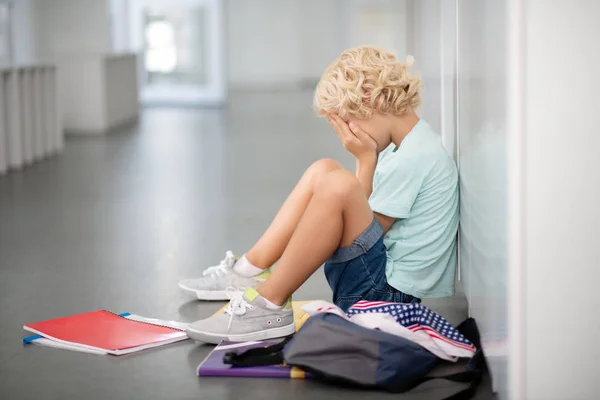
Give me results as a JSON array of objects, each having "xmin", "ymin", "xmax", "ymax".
[
  {"xmin": 178, "ymin": 251, "xmax": 271, "ymax": 300},
  {"xmin": 186, "ymin": 288, "xmax": 295, "ymax": 343}
]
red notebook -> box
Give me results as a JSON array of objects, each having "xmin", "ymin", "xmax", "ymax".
[{"xmin": 24, "ymin": 310, "xmax": 187, "ymax": 355}]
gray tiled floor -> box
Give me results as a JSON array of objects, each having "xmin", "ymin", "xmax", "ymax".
[{"xmin": 0, "ymin": 91, "xmax": 494, "ymax": 399}]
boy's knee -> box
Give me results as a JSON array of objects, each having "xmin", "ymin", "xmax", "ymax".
[
  {"xmin": 305, "ymin": 158, "xmax": 344, "ymax": 187},
  {"xmin": 315, "ymin": 169, "xmax": 361, "ymax": 202},
  {"xmin": 307, "ymin": 158, "xmax": 343, "ymax": 178}
]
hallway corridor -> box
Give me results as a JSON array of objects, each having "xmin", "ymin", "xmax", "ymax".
[{"xmin": 0, "ymin": 91, "xmax": 493, "ymax": 399}]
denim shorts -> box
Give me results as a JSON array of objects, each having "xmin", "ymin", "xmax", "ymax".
[{"xmin": 324, "ymin": 217, "xmax": 421, "ymax": 312}]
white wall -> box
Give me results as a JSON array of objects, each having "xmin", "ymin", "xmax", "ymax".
[
  {"xmin": 296, "ymin": 0, "xmax": 346, "ymax": 85},
  {"xmin": 409, "ymin": 0, "xmax": 442, "ymax": 134},
  {"xmin": 522, "ymin": 0, "xmax": 600, "ymax": 398},
  {"xmin": 11, "ymin": 0, "xmax": 37, "ymax": 63},
  {"xmin": 404, "ymin": 0, "xmax": 456, "ymax": 155},
  {"xmin": 345, "ymin": 0, "xmax": 409, "ymax": 62},
  {"xmin": 9, "ymin": 0, "xmax": 114, "ymax": 63},
  {"xmin": 226, "ymin": 0, "xmax": 409, "ymax": 89},
  {"xmin": 226, "ymin": 0, "xmax": 302, "ymax": 88},
  {"xmin": 108, "ymin": 0, "xmax": 131, "ymax": 53},
  {"xmin": 17, "ymin": 0, "xmax": 139, "ymax": 134},
  {"xmin": 34, "ymin": 0, "xmax": 112, "ymax": 58}
]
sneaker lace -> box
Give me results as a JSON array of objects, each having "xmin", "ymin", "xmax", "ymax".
[
  {"xmin": 224, "ymin": 289, "xmax": 254, "ymax": 330},
  {"xmin": 203, "ymin": 251, "xmax": 236, "ymax": 278}
]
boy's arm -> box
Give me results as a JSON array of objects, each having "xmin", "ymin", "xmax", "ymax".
[
  {"xmin": 328, "ymin": 114, "xmax": 379, "ymax": 198},
  {"xmin": 355, "ymin": 157, "xmax": 377, "ymax": 199},
  {"xmin": 327, "ymin": 115, "xmax": 397, "ymax": 233},
  {"xmin": 374, "ymin": 212, "xmax": 396, "ymax": 234},
  {"xmin": 356, "ymin": 157, "xmax": 396, "ymax": 234}
]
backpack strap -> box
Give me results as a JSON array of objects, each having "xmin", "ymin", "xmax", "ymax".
[
  {"xmin": 413, "ymin": 348, "xmax": 485, "ymax": 400},
  {"xmin": 223, "ymin": 336, "xmax": 293, "ymax": 367},
  {"xmin": 455, "ymin": 318, "xmax": 483, "ymax": 349},
  {"xmin": 387, "ymin": 318, "xmax": 487, "ymax": 399}
]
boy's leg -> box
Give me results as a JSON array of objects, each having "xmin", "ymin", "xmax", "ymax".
[
  {"xmin": 245, "ymin": 158, "xmax": 344, "ymax": 268},
  {"xmin": 186, "ymin": 169, "xmax": 374, "ymax": 342},
  {"xmin": 258, "ymin": 169, "xmax": 374, "ymax": 305},
  {"xmin": 178, "ymin": 158, "xmax": 343, "ymax": 300}
]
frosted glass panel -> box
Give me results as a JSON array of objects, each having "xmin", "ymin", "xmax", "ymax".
[{"xmin": 457, "ymin": 0, "xmax": 508, "ymax": 396}]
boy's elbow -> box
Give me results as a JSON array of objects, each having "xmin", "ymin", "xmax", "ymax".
[{"xmin": 374, "ymin": 212, "xmax": 396, "ymax": 234}]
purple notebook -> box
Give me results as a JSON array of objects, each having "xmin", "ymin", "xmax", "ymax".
[{"xmin": 197, "ymin": 340, "xmax": 309, "ymax": 379}]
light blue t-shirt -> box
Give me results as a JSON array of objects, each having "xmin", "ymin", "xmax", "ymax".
[{"xmin": 369, "ymin": 119, "xmax": 458, "ymax": 298}]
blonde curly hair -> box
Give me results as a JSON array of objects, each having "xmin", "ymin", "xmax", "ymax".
[{"xmin": 313, "ymin": 46, "xmax": 422, "ymax": 119}]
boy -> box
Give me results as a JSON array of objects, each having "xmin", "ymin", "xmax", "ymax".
[{"xmin": 179, "ymin": 46, "xmax": 459, "ymax": 343}]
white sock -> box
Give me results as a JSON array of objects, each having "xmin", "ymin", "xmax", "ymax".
[
  {"xmin": 262, "ymin": 296, "xmax": 284, "ymax": 310},
  {"xmin": 233, "ymin": 254, "xmax": 265, "ymax": 277}
]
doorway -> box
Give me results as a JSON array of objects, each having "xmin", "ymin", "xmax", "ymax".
[{"xmin": 128, "ymin": 0, "xmax": 225, "ymax": 106}]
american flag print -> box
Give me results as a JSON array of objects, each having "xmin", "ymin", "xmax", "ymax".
[{"xmin": 347, "ymin": 301, "xmax": 476, "ymax": 360}]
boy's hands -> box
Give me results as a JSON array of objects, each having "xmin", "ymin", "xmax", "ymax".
[{"xmin": 328, "ymin": 114, "xmax": 377, "ymax": 163}]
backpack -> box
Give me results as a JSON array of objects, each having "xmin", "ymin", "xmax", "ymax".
[{"xmin": 224, "ymin": 312, "xmax": 485, "ymax": 399}]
